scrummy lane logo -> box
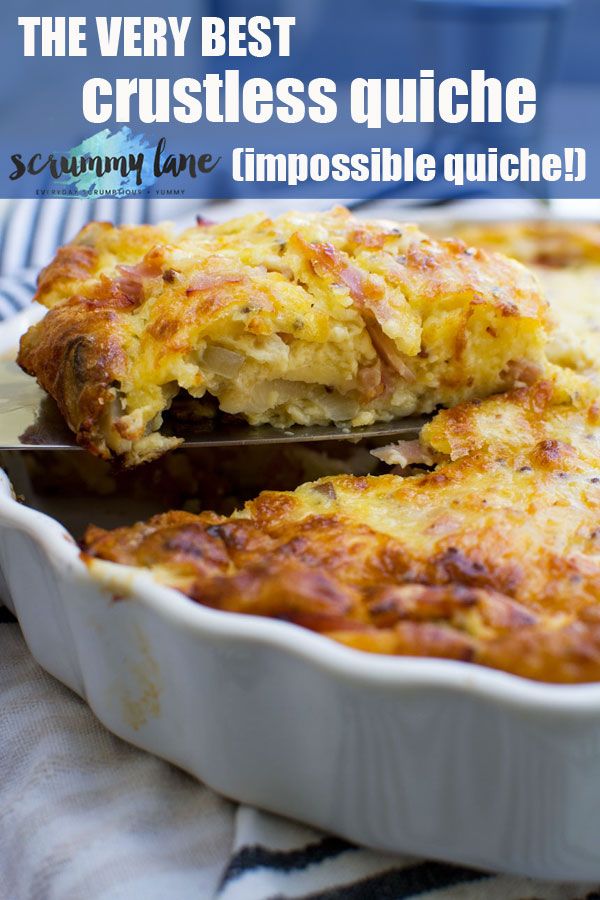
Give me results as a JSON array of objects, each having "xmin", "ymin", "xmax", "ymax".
[{"xmin": 9, "ymin": 126, "xmax": 220, "ymax": 194}]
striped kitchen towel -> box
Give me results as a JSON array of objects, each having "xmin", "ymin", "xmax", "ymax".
[
  {"xmin": 0, "ymin": 195, "xmax": 339, "ymax": 315},
  {"xmin": 0, "ymin": 199, "xmax": 594, "ymax": 899},
  {"xmin": 1, "ymin": 620, "xmax": 595, "ymax": 900},
  {"xmin": 0, "ymin": 196, "xmax": 201, "ymax": 316}
]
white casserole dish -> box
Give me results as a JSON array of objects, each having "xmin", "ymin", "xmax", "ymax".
[
  {"xmin": 5, "ymin": 205, "xmax": 600, "ymax": 882},
  {"xmin": 3, "ymin": 464, "xmax": 600, "ymax": 882}
]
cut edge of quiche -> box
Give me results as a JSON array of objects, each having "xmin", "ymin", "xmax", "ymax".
[{"xmin": 18, "ymin": 207, "xmax": 551, "ymax": 466}]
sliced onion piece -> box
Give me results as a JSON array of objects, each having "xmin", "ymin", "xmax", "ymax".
[{"xmin": 202, "ymin": 345, "xmax": 245, "ymax": 377}]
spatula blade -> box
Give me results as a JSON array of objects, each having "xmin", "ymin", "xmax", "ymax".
[{"xmin": 0, "ymin": 360, "xmax": 425, "ymax": 451}]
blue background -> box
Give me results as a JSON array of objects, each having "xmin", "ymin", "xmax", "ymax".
[{"xmin": 1, "ymin": 0, "xmax": 599, "ymax": 199}]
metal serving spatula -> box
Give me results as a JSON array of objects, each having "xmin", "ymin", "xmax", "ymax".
[{"xmin": 0, "ymin": 360, "xmax": 424, "ymax": 451}]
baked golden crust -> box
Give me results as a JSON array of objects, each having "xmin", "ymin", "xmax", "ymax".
[
  {"xmin": 18, "ymin": 208, "xmax": 551, "ymax": 465},
  {"xmin": 439, "ymin": 220, "xmax": 600, "ymax": 268},
  {"xmin": 438, "ymin": 220, "xmax": 600, "ymax": 375},
  {"xmin": 83, "ymin": 377, "xmax": 600, "ymax": 683}
]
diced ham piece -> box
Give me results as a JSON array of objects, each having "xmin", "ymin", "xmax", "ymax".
[
  {"xmin": 115, "ymin": 252, "xmax": 164, "ymax": 306},
  {"xmin": 356, "ymin": 360, "xmax": 385, "ymax": 401},
  {"xmin": 186, "ymin": 272, "xmax": 245, "ymax": 294},
  {"xmin": 501, "ymin": 358, "xmax": 544, "ymax": 387},
  {"xmin": 298, "ymin": 238, "xmax": 415, "ymax": 381},
  {"xmin": 364, "ymin": 322, "xmax": 415, "ymax": 382},
  {"xmin": 371, "ymin": 439, "xmax": 435, "ymax": 468}
]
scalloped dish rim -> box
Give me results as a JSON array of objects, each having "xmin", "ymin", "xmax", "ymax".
[{"xmin": 4, "ymin": 467, "xmax": 600, "ymax": 711}]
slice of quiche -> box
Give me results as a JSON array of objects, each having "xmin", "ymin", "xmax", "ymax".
[
  {"xmin": 19, "ymin": 207, "xmax": 551, "ymax": 466},
  {"xmin": 82, "ymin": 371, "xmax": 600, "ymax": 683}
]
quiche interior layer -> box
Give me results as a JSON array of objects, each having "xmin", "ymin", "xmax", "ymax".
[{"xmin": 18, "ymin": 208, "xmax": 550, "ymax": 465}]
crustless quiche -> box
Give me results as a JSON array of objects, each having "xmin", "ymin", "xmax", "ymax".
[{"xmin": 19, "ymin": 209, "xmax": 600, "ymax": 682}]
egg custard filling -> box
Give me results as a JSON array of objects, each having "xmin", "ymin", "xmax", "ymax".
[{"xmin": 18, "ymin": 207, "xmax": 551, "ymax": 466}]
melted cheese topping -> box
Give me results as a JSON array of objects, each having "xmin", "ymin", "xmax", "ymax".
[
  {"xmin": 83, "ymin": 375, "xmax": 600, "ymax": 683},
  {"xmin": 18, "ymin": 207, "xmax": 550, "ymax": 465}
]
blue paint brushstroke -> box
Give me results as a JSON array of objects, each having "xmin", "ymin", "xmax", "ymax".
[{"xmin": 59, "ymin": 127, "xmax": 157, "ymax": 194}]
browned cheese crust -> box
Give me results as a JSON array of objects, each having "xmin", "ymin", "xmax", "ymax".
[
  {"xmin": 438, "ymin": 220, "xmax": 600, "ymax": 269},
  {"xmin": 83, "ymin": 375, "xmax": 600, "ymax": 683}
]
